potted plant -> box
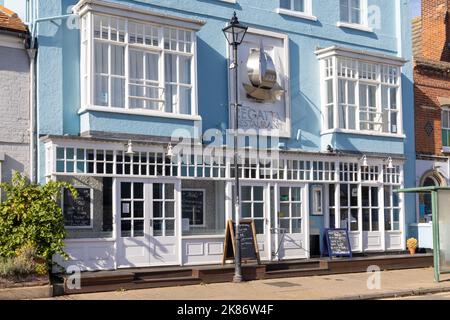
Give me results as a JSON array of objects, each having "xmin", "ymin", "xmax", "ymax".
[{"xmin": 407, "ymin": 238, "xmax": 418, "ymax": 255}]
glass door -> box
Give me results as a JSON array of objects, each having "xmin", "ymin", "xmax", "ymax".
[
  {"xmin": 362, "ymin": 185, "xmax": 382, "ymax": 251},
  {"xmin": 117, "ymin": 180, "xmax": 179, "ymax": 268},
  {"xmin": 118, "ymin": 181, "xmax": 149, "ymax": 267},
  {"xmin": 148, "ymin": 182, "xmax": 179, "ymax": 266},
  {"xmin": 274, "ymin": 185, "xmax": 307, "ymax": 260}
]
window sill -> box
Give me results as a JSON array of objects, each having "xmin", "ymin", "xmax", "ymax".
[
  {"xmin": 321, "ymin": 128, "xmax": 405, "ymax": 139},
  {"xmin": 442, "ymin": 147, "xmax": 450, "ymax": 153},
  {"xmin": 79, "ymin": 106, "xmax": 202, "ymax": 121},
  {"xmin": 337, "ymin": 21, "xmax": 373, "ymax": 33},
  {"xmin": 275, "ymin": 8, "xmax": 317, "ymax": 21}
]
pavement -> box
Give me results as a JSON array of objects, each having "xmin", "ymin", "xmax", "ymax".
[{"xmin": 43, "ymin": 267, "xmax": 450, "ymax": 300}]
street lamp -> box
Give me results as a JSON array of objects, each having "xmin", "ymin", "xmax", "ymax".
[{"xmin": 223, "ymin": 12, "xmax": 248, "ymax": 283}]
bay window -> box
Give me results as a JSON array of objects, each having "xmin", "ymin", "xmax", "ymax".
[
  {"xmin": 81, "ymin": 14, "xmax": 196, "ymax": 116},
  {"xmin": 319, "ymin": 52, "xmax": 403, "ymax": 135}
]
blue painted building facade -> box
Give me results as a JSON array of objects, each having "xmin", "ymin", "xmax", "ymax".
[{"xmin": 24, "ymin": 0, "xmax": 415, "ymax": 270}]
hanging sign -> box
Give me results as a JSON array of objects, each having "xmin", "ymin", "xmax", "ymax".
[
  {"xmin": 223, "ymin": 220, "xmax": 260, "ymax": 265},
  {"xmin": 324, "ymin": 229, "xmax": 352, "ymax": 258}
]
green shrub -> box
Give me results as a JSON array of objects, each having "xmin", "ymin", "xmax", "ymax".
[{"xmin": 0, "ymin": 172, "xmax": 77, "ymax": 261}]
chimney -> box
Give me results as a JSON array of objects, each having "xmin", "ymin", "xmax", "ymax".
[{"xmin": 421, "ymin": 0, "xmax": 450, "ymax": 62}]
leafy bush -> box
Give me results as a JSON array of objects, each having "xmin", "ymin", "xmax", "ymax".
[{"xmin": 0, "ymin": 172, "xmax": 77, "ymax": 261}]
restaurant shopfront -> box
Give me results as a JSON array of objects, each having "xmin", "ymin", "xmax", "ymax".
[{"xmin": 46, "ymin": 137, "xmax": 405, "ymax": 271}]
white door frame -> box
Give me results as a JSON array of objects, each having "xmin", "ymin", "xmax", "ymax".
[
  {"xmin": 115, "ymin": 177, "xmax": 181, "ymax": 268},
  {"xmin": 271, "ymin": 182, "xmax": 309, "ymax": 261}
]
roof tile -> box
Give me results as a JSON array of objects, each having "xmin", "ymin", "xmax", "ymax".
[{"xmin": 0, "ymin": 5, "xmax": 27, "ymax": 33}]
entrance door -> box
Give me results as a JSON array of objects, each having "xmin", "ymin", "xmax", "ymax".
[
  {"xmin": 272, "ymin": 185, "xmax": 307, "ymax": 260},
  {"xmin": 117, "ymin": 181, "xmax": 179, "ymax": 268}
]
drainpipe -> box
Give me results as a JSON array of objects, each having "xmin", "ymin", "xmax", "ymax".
[
  {"xmin": 27, "ymin": 47, "xmax": 37, "ymax": 183},
  {"xmin": 27, "ymin": 12, "xmax": 75, "ymax": 183}
]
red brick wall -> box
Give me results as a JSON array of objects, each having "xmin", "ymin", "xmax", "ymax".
[
  {"xmin": 421, "ymin": 0, "xmax": 450, "ymax": 62},
  {"xmin": 414, "ymin": 68, "xmax": 450, "ymax": 155}
]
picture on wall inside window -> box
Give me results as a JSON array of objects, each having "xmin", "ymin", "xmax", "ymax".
[
  {"xmin": 231, "ymin": 30, "xmax": 290, "ymax": 137},
  {"xmin": 63, "ymin": 187, "xmax": 93, "ymax": 228},
  {"xmin": 182, "ymin": 190, "xmax": 205, "ymax": 226}
]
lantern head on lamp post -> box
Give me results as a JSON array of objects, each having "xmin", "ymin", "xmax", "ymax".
[
  {"xmin": 223, "ymin": 12, "xmax": 248, "ymax": 48},
  {"xmin": 223, "ymin": 12, "xmax": 247, "ymax": 284}
]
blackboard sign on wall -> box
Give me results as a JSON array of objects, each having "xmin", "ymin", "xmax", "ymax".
[
  {"xmin": 223, "ymin": 220, "xmax": 260, "ymax": 265},
  {"xmin": 325, "ymin": 229, "xmax": 352, "ymax": 258},
  {"xmin": 182, "ymin": 190, "xmax": 205, "ymax": 226},
  {"xmin": 63, "ymin": 187, "xmax": 92, "ymax": 228}
]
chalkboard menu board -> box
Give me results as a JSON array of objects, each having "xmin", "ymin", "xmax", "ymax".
[
  {"xmin": 63, "ymin": 188, "xmax": 92, "ymax": 228},
  {"xmin": 182, "ymin": 190, "xmax": 204, "ymax": 226},
  {"xmin": 223, "ymin": 220, "xmax": 260, "ymax": 265},
  {"xmin": 325, "ymin": 229, "xmax": 352, "ymax": 258}
]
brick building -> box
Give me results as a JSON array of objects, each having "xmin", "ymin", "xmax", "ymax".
[
  {"xmin": 0, "ymin": 6, "xmax": 30, "ymax": 185},
  {"xmin": 413, "ymin": 0, "xmax": 450, "ymax": 230}
]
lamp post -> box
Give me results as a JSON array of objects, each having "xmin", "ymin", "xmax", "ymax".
[{"xmin": 223, "ymin": 12, "xmax": 248, "ymax": 283}]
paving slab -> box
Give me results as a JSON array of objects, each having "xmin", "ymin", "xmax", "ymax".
[{"xmin": 41, "ymin": 267, "xmax": 450, "ymax": 300}]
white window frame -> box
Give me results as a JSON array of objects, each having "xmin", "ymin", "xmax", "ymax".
[
  {"xmin": 339, "ymin": 183, "xmax": 360, "ymax": 232},
  {"xmin": 279, "ymin": 186, "xmax": 303, "ymax": 234},
  {"xmin": 78, "ymin": 10, "xmax": 200, "ymax": 121},
  {"xmin": 337, "ymin": 0, "xmax": 372, "ymax": 32},
  {"xmin": 317, "ymin": 47, "xmax": 405, "ymax": 138},
  {"xmin": 276, "ymin": 0, "xmax": 317, "ymax": 21},
  {"xmin": 384, "ymin": 185, "xmax": 401, "ymax": 232},
  {"xmin": 361, "ymin": 185, "xmax": 380, "ymax": 232},
  {"xmin": 240, "ymin": 185, "xmax": 266, "ymax": 235},
  {"xmin": 311, "ymin": 185, "xmax": 323, "ymax": 216}
]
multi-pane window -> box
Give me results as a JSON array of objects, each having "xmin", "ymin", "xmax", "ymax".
[
  {"xmin": 339, "ymin": 162, "xmax": 359, "ymax": 182},
  {"xmin": 384, "ymin": 186, "xmax": 400, "ymax": 231},
  {"xmin": 279, "ymin": 187, "xmax": 303, "ymax": 234},
  {"xmin": 329, "ymin": 184, "xmax": 336, "ymax": 229},
  {"xmin": 442, "ymin": 109, "xmax": 450, "ymax": 148},
  {"xmin": 382, "ymin": 66, "xmax": 400, "ymax": 134},
  {"xmin": 241, "ymin": 186, "xmax": 265, "ymax": 234},
  {"xmin": 340, "ymin": 184, "xmax": 359, "ymax": 231},
  {"xmin": 340, "ymin": 0, "xmax": 365, "ymax": 25},
  {"xmin": 362, "ymin": 186, "xmax": 379, "ymax": 231},
  {"xmin": 120, "ymin": 182, "xmax": 145, "ymax": 237},
  {"xmin": 321, "ymin": 56, "xmax": 401, "ymax": 134},
  {"xmin": 361, "ymin": 165, "xmax": 379, "ymax": 182},
  {"xmin": 153, "ymin": 183, "xmax": 176, "ymax": 237},
  {"xmin": 280, "ymin": 0, "xmax": 305, "ymax": 12},
  {"xmin": 324, "ymin": 58, "xmax": 335, "ymax": 130},
  {"xmin": 83, "ymin": 14, "xmax": 195, "ymax": 116}
]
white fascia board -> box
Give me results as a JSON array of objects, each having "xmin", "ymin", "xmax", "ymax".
[
  {"xmin": 73, "ymin": 0, "xmax": 206, "ymax": 30},
  {"xmin": 315, "ymin": 45, "xmax": 408, "ymax": 66}
]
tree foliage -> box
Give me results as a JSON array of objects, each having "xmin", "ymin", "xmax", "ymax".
[{"xmin": 0, "ymin": 172, "xmax": 77, "ymax": 260}]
